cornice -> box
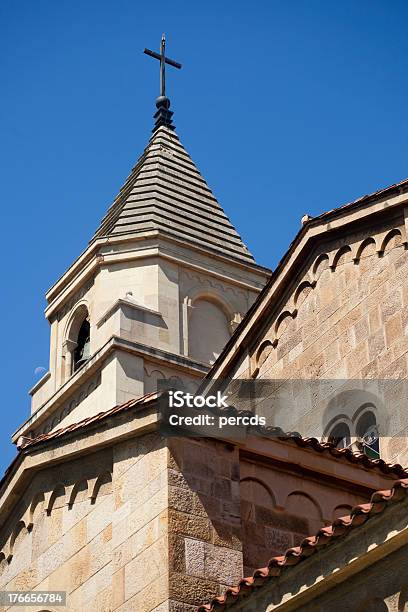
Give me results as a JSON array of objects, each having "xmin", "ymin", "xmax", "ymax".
[
  {"xmin": 44, "ymin": 232, "xmax": 270, "ymax": 321},
  {"xmin": 13, "ymin": 335, "xmax": 209, "ymax": 443},
  {"xmin": 204, "ymin": 190, "xmax": 408, "ymax": 383}
]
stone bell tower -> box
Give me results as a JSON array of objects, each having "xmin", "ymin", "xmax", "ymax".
[
  {"xmin": 14, "ymin": 45, "xmax": 269, "ymax": 447},
  {"xmin": 0, "ymin": 39, "xmax": 272, "ymax": 612}
]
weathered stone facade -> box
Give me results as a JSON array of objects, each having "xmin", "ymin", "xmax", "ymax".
[
  {"xmin": 219, "ymin": 485, "xmax": 408, "ymax": 612},
  {"xmin": 15, "ymin": 125, "xmax": 268, "ymax": 445},
  {"xmin": 207, "ymin": 188, "xmax": 408, "ymax": 466},
  {"xmin": 3, "ymin": 95, "xmax": 408, "ymax": 612},
  {"xmin": 0, "ymin": 400, "xmax": 402, "ymax": 611}
]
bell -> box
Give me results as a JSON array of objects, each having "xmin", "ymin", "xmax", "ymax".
[{"xmin": 81, "ymin": 338, "xmax": 91, "ymax": 361}]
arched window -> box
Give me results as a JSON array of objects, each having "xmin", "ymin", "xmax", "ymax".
[
  {"xmin": 63, "ymin": 305, "xmax": 91, "ymax": 380},
  {"xmin": 356, "ymin": 410, "xmax": 379, "ymax": 458},
  {"xmin": 73, "ymin": 318, "xmax": 90, "ymax": 372},
  {"xmin": 188, "ymin": 298, "xmax": 231, "ymax": 364},
  {"xmin": 328, "ymin": 422, "xmax": 351, "ymax": 449}
]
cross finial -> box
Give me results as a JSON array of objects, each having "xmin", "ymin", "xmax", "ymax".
[{"xmin": 144, "ymin": 34, "xmax": 182, "ymax": 132}]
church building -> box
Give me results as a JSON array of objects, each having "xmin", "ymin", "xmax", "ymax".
[{"xmin": 1, "ymin": 37, "xmax": 408, "ymax": 612}]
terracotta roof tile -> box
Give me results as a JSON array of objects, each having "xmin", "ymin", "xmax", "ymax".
[
  {"xmin": 313, "ymin": 177, "xmax": 408, "ymax": 222},
  {"xmin": 279, "ymin": 434, "xmax": 407, "ymax": 477},
  {"xmin": 181, "ymin": 400, "xmax": 407, "ymax": 478},
  {"xmin": 19, "ymin": 395, "xmax": 408, "ymax": 480},
  {"xmin": 20, "ymin": 392, "xmax": 158, "ymax": 449},
  {"xmin": 198, "ymin": 478, "xmax": 408, "ymax": 611}
]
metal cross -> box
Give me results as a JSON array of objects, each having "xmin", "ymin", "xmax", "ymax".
[{"xmin": 144, "ymin": 34, "xmax": 182, "ymax": 98}]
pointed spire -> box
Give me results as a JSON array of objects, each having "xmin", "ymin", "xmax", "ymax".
[
  {"xmin": 91, "ymin": 37, "xmax": 256, "ymax": 264},
  {"xmin": 91, "ymin": 127, "xmax": 255, "ymax": 264}
]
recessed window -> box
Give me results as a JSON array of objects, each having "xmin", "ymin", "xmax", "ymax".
[
  {"xmin": 328, "ymin": 422, "xmax": 351, "ymax": 449},
  {"xmin": 73, "ymin": 319, "xmax": 90, "ymax": 372}
]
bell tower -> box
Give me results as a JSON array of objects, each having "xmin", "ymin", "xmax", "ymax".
[{"xmin": 14, "ymin": 39, "xmax": 269, "ymax": 447}]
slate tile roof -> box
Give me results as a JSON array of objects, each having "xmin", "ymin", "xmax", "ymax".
[
  {"xmin": 91, "ymin": 125, "xmax": 255, "ymax": 264},
  {"xmin": 198, "ymin": 478, "xmax": 408, "ymax": 611}
]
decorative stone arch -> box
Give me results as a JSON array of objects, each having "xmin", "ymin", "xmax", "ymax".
[
  {"xmin": 9, "ymin": 520, "xmax": 27, "ymax": 559},
  {"xmin": 240, "ymin": 477, "xmax": 276, "ymax": 507},
  {"xmin": 28, "ymin": 492, "xmax": 45, "ymax": 529},
  {"xmin": 285, "ymin": 491, "xmax": 323, "ymax": 531},
  {"xmin": 185, "ymin": 290, "xmax": 237, "ymax": 364},
  {"xmin": 274, "ymin": 310, "xmax": 295, "ymax": 340},
  {"xmin": 45, "ymin": 484, "xmax": 66, "ymax": 516},
  {"xmin": 187, "ymin": 287, "xmax": 236, "ymax": 321},
  {"xmin": 379, "ymin": 227, "xmax": 405, "ymax": 255},
  {"xmin": 144, "ymin": 368, "xmax": 167, "ymax": 394},
  {"xmin": 323, "ymin": 413, "xmax": 352, "ymax": 439},
  {"xmin": 255, "ymin": 340, "xmax": 275, "ymax": 375},
  {"xmin": 354, "ymin": 236, "xmax": 378, "ymax": 262},
  {"xmin": 67, "ymin": 479, "xmax": 88, "ymax": 508},
  {"xmin": 330, "ymin": 245, "xmax": 353, "ymax": 271},
  {"xmin": 89, "ymin": 471, "xmax": 112, "ymax": 504},
  {"xmin": 351, "ymin": 402, "xmax": 378, "ymax": 426},
  {"xmin": 294, "ymin": 280, "xmax": 315, "ymax": 308},
  {"xmin": 62, "ymin": 301, "xmax": 90, "ymax": 381},
  {"xmin": 312, "ymin": 253, "xmax": 330, "ymax": 280}
]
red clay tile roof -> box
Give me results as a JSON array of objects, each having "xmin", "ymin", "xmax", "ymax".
[
  {"xmin": 198, "ymin": 478, "xmax": 408, "ymax": 611},
  {"xmin": 278, "ymin": 434, "xmax": 408, "ymax": 478},
  {"xmin": 19, "ymin": 392, "xmax": 158, "ymax": 449},
  {"xmin": 18, "ymin": 394, "xmax": 407, "ymax": 480}
]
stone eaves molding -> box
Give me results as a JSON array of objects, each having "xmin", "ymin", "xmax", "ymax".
[
  {"xmin": 198, "ymin": 478, "xmax": 408, "ymax": 611},
  {"xmin": 203, "ymin": 182, "xmax": 408, "ymax": 383},
  {"xmin": 13, "ymin": 334, "xmax": 208, "ymax": 444},
  {"xmin": 252, "ymin": 224, "xmax": 407, "ymax": 377}
]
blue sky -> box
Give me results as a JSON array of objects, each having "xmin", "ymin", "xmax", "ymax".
[{"xmin": 1, "ymin": 0, "xmax": 407, "ymax": 474}]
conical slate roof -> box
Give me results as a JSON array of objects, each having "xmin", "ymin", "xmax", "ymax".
[{"xmin": 91, "ymin": 125, "xmax": 255, "ymax": 263}]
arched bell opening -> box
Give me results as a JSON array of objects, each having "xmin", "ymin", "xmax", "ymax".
[
  {"xmin": 73, "ymin": 318, "xmax": 91, "ymax": 372},
  {"xmin": 62, "ymin": 304, "xmax": 91, "ymax": 381}
]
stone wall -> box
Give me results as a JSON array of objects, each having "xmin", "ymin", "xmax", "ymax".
[
  {"xmin": 0, "ymin": 432, "xmax": 169, "ymax": 612},
  {"xmin": 167, "ymin": 437, "xmax": 243, "ymax": 610},
  {"xmin": 0, "ymin": 448, "xmax": 114, "ymax": 612},
  {"xmin": 28, "ymin": 250, "xmax": 262, "ymax": 441},
  {"xmin": 239, "ymin": 456, "xmax": 364, "ymax": 575},
  {"xmin": 0, "ymin": 426, "xmax": 395, "ymax": 611},
  {"xmin": 165, "ymin": 437, "xmax": 377, "ymax": 608},
  {"xmin": 243, "ymin": 211, "xmax": 408, "ymax": 464},
  {"xmin": 295, "ymin": 544, "xmax": 408, "ymax": 612}
]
